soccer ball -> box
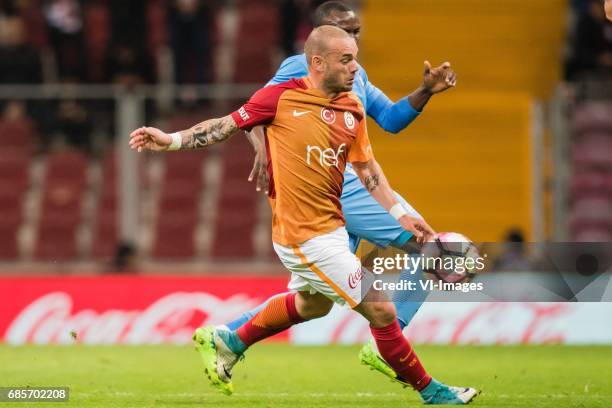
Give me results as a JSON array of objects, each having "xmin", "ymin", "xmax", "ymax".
[{"xmin": 420, "ymin": 232, "xmax": 481, "ymax": 283}]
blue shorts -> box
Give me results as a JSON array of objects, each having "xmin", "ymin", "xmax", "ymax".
[{"xmin": 342, "ymin": 165, "xmax": 422, "ymax": 253}]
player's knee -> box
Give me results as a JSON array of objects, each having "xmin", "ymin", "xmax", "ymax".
[
  {"xmin": 359, "ymin": 301, "xmax": 397, "ymax": 327},
  {"xmin": 295, "ymin": 292, "xmax": 333, "ymax": 320}
]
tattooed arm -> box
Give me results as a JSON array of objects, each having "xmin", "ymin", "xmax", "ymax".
[
  {"xmin": 128, "ymin": 115, "xmax": 239, "ymax": 153},
  {"xmin": 179, "ymin": 115, "xmax": 238, "ymax": 150},
  {"xmin": 352, "ymin": 158, "xmax": 399, "ymax": 211},
  {"xmin": 351, "ymin": 158, "xmax": 435, "ymax": 243}
]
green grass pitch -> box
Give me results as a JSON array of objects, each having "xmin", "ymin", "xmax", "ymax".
[{"xmin": 0, "ymin": 344, "xmax": 611, "ymax": 407}]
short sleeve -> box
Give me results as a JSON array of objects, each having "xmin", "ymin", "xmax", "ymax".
[
  {"xmin": 348, "ymin": 118, "xmax": 374, "ymax": 163},
  {"xmin": 231, "ymin": 85, "xmax": 284, "ymax": 131}
]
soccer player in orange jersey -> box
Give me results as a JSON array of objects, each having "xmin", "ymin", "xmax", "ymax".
[{"xmin": 129, "ymin": 25, "xmax": 478, "ymax": 405}]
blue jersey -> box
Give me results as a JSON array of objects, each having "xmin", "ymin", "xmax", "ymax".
[{"xmin": 266, "ymin": 54, "xmax": 422, "ymax": 251}]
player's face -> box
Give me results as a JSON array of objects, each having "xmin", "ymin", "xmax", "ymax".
[
  {"xmin": 324, "ymin": 10, "xmax": 362, "ymax": 45},
  {"xmin": 322, "ymin": 38, "xmax": 359, "ymax": 93}
]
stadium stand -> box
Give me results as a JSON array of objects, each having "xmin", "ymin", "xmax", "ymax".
[
  {"xmin": 3, "ymin": 0, "xmax": 602, "ymax": 266},
  {"xmin": 569, "ymin": 101, "xmax": 612, "ymax": 241},
  {"xmin": 360, "ymin": 0, "xmax": 567, "ymax": 242}
]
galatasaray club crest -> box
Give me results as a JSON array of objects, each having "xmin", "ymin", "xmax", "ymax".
[
  {"xmin": 321, "ymin": 108, "xmax": 336, "ymax": 124},
  {"xmin": 344, "ymin": 111, "xmax": 355, "ymax": 130}
]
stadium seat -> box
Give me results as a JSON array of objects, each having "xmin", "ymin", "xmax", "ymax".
[
  {"xmin": 0, "ymin": 189, "xmax": 24, "ymax": 227},
  {"xmin": 151, "ymin": 212, "xmax": 198, "ymax": 259},
  {"xmin": 211, "ymin": 138, "xmax": 257, "ymax": 259},
  {"xmin": 92, "ymin": 149, "xmax": 149, "ymax": 260},
  {"xmin": 0, "ymin": 150, "xmax": 30, "ymax": 194},
  {"xmin": 0, "ymin": 118, "xmax": 36, "ymax": 154},
  {"xmin": 573, "ymin": 102, "xmax": 612, "ymax": 135},
  {"xmin": 149, "ymin": 151, "xmax": 205, "ymax": 260},
  {"xmin": 34, "ymin": 222, "xmax": 78, "ymax": 261},
  {"xmin": 43, "ymin": 150, "xmax": 88, "ymax": 186},
  {"xmin": 159, "ymin": 183, "xmax": 200, "ymax": 213},
  {"xmin": 163, "ymin": 150, "xmax": 206, "ymax": 182},
  {"xmin": 571, "ymin": 197, "xmax": 612, "ymax": 220},
  {"xmin": 572, "ymin": 135, "xmax": 612, "ymax": 169},
  {"xmin": 570, "ymin": 170, "xmax": 612, "ymax": 198},
  {"xmin": 0, "ymin": 223, "xmax": 20, "ymax": 260},
  {"xmin": 574, "ymin": 228, "xmax": 612, "ymax": 242},
  {"xmin": 211, "ymin": 210, "xmax": 256, "ymax": 259},
  {"xmin": 34, "ymin": 150, "xmax": 89, "ymax": 261},
  {"xmin": 92, "ymin": 221, "xmax": 117, "ymax": 260}
]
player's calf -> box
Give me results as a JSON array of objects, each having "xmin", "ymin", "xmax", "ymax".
[{"xmin": 355, "ymin": 291, "xmax": 432, "ymax": 390}]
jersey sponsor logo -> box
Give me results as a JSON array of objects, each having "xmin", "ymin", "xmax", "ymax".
[
  {"xmin": 238, "ymin": 107, "xmax": 250, "ymax": 121},
  {"xmin": 348, "ymin": 266, "xmax": 364, "ymax": 289},
  {"xmin": 293, "ymin": 110, "xmax": 310, "ymax": 117},
  {"xmin": 306, "ymin": 143, "xmax": 346, "ymax": 168},
  {"xmin": 344, "ymin": 111, "xmax": 355, "ymax": 130},
  {"xmin": 320, "ymin": 108, "xmax": 336, "ymax": 124}
]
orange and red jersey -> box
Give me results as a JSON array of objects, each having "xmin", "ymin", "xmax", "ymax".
[{"xmin": 231, "ymin": 77, "xmax": 373, "ymax": 246}]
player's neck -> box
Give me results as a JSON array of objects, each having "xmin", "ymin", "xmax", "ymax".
[{"xmin": 306, "ymin": 74, "xmax": 340, "ymax": 99}]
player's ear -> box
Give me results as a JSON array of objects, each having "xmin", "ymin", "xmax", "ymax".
[{"xmin": 311, "ymin": 55, "xmax": 325, "ymax": 73}]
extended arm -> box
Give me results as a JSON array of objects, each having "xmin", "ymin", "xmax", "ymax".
[
  {"xmin": 129, "ymin": 115, "xmax": 239, "ymax": 152},
  {"xmin": 351, "ymin": 158, "xmax": 435, "ymax": 243},
  {"xmin": 366, "ymin": 61, "xmax": 457, "ymax": 134},
  {"xmin": 178, "ymin": 115, "xmax": 239, "ymax": 149},
  {"xmin": 606, "ymin": 0, "xmax": 612, "ymax": 21}
]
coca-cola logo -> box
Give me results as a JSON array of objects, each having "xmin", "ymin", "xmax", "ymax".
[
  {"xmin": 293, "ymin": 302, "xmax": 582, "ymax": 345},
  {"xmin": 447, "ymin": 303, "xmax": 569, "ymax": 344},
  {"xmin": 4, "ymin": 292, "xmax": 260, "ymax": 345},
  {"xmin": 348, "ymin": 267, "xmax": 364, "ymax": 289}
]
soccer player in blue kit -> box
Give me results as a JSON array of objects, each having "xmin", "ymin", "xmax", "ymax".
[{"xmin": 204, "ymin": 1, "xmax": 476, "ymax": 404}]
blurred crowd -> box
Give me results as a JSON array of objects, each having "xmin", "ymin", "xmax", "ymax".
[
  {"xmin": 0, "ymin": 0, "xmax": 333, "ymax": 153},
  {"xmin": 0, "ymin": 0, "xmax": 218, "ymax": 85},
  {"xmin": 566, "ymin": 0, "xmax": 612, "ymax": 80},
  {"xmin": 0, "ymin": 0, "xmax": 330, "ymax": 86}
]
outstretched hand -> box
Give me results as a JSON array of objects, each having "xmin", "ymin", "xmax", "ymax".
[
  {"xmin": 422, "ymin": 60, "xmax": 457, "ymax": 94},
  {"xmin": 129, "ymin": 127, "xmax": 172, "ymax": 152}
]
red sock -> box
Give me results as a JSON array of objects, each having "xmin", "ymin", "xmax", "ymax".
[
  {"xmin": 236, "ymin": 292, "xmax": 305, "ymax": 347},
  {"xmin": 370, "ymin": 321, "xmax": 432, "ymax": 391}
]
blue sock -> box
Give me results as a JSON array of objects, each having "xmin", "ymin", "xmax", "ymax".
[
  {"xmin": 395, "ymin": 302, "xmax": 422, "ymax": 330},
  {"xmin": 224, "ymin": 293, "xmax": 287, "ymax": 331},
  {"xmin": 392, "ymin": 258, "xmax": 428, "ymax": 330},
  {"xmin": 216, "ymin": 329, "xmax": 248, "ymax": 354}
]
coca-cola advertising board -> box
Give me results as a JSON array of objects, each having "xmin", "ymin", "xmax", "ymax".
[
  {"xmin": 0, "ymin": 276, "xmax": 287, "ymax": 345},
  {"xmin": 2, "ymin": 276, "xmax": 612, "ymax": 345}
]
